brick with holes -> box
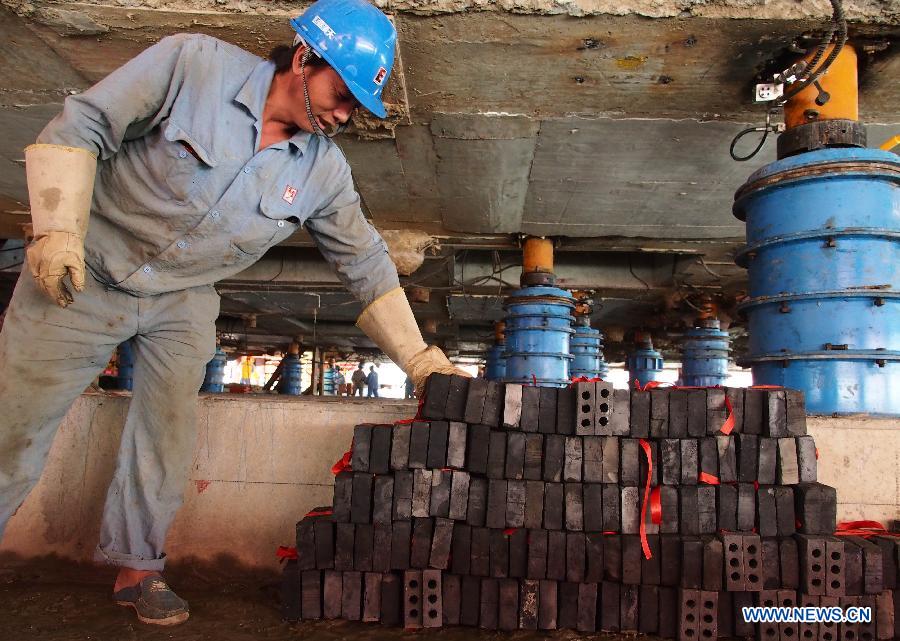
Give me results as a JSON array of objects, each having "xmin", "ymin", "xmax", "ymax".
[
  {"xmin": 421, "ymin": 569, "xmax": 442, "ymax": 628},
  {"xmin": 679, "ymin": 588, "xmax": 702, "ymax": 641},
  {"xmin": 574, "ymin": 381, "xmax": 596, "ymax": 436},
  {"xmin": 403, "ymin": 570, "xmax": 423, "ymax": 628}
]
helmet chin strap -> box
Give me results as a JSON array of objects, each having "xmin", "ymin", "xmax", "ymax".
[{"xmin": 299, "ymin": 47, "xmax": 350, "ymax": 139}]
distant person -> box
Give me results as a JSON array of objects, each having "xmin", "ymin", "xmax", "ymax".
[
  {"xmin": 404, "ymin": 375, "xmax": 415, "ymax": 399},
  {"xmin": 240, "ymin": 356, "xmax": 253, "ymax": 386},
  {"xmin": 351, "ymin": 362, "xmax": 367, "ymax": 397},
  {"xmin": 333, "ymin": 367, "xmax": 346, "ymax": 396},
  {"xmin": 366, "ymin": 365, "xmax": 379, "ymax": 398}
]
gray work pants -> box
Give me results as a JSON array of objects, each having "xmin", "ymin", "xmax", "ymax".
[{"xmin": 0, "ymin": 270, "xmax": 218, "ymax": 571}]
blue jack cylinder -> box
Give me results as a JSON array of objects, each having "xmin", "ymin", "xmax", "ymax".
[
  {"xmin": 681, "ymin": 319, "xmax": 730, "ymax": 387},
  {"xmin": 280, "ymin": 353, "xmax": 303, "ymax": 395},
  {"xmin": 201, "ymin": 346, "xmax": 227, "ymax": 393},
  {"xmin": 323, "ymin": 366, "xmax": 336, "ymax": 395},
  {"xmin": 502, "ymin": 285, "xmax": 575, "ymax": 387},
  {"xmin": 485, "ymin": 344, "xmax": 507, "ymax": 381},
  {"xmin": 570, "ymin": 317, "xmax": 609, "ymax": 379},
  {"xmin": 734, "ymin": 148, "xmax": 899, "ymax": 415},
  {"xmin": 116, "ymin": 339, "xmax": 135, "ymax": 391},
  {"xmin": 485, "ymin": 321, "xmax": 507, "ymax": 381},
  {"xmin": 628, "ymin": 334, "xmax": 664, "ymax": 388}
]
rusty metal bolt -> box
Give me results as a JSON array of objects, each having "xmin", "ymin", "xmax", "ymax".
[
  {"xmin": 824, "ymin": 237, "xmax": 836, "ymax": 248},
  {"xmin": 874, "ymin": 297, "xmax": 885, "ymax": 307},
  {"xmin": 779, "ymin": 302, "xmax": 791, "ymax": 314},
  {"xmin": 804, "ymin": 109, "xmax": 819, "ymax": 121}
]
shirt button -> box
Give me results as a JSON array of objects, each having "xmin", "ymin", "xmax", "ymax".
[
  {"xmin": 178, "ymin": 150, "xmax": 188, "ymax": 159},
  {"xmin": 243, "ymin": 167, "xmax": 252, "ymax": 174},
  {"xmin": 211, "ymin": 210, "xmax": 220, "ymax": 218},
  {"xmin": 142, "ymin": 265, "xmax": 152, "ymax": 274},
  {"xmin": 176, "ymin": 240, "xmax": 187, "ymax": 249},
  {"xmin": 277, "ymin": 220, "xmax": 285, "ymax": 228}
]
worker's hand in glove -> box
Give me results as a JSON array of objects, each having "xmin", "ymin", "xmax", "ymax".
[
  {"xmin": 26, "ymin": 231, "xmax": 86, "ymax": 307},
  {"xmin": 406, "ymin": 345, "xmax": 472, "ymax": 397}
]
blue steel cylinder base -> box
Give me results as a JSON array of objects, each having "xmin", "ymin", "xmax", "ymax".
[
  {"xmin": 281, "ymin": 354, "xmax": 303, "ymax": 395},
  {"xmin": 628, "ymin": 342, "xmax": 664, "ymax": 388},
  {"xmin": 502, "ymin": 286, "xmax": 575, "ymax": 387},
  {"xmin": 571, "ymin": 323, "xmax": 610, "ymax": 380},
  {"xmin": 734, "ymin": 148, "xmax": 900, "ymax": 415},
  {"xmin": 201, "ymin": 347, "xmax": 227, "ymax": 393},
  {"xmin": 485, "ymin": 343, "xmax": 507, "ymax": 381},
  {"xmin": 681, "ymin": 321, "xmax": 730, "ymax": 387}
]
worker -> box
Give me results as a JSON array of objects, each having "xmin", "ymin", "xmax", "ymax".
[
  {"xmin": 366, "ymin": 364, "xmax": 379, "ymax": 398},
  {"xmin": 351, "ymin": 361, "xmax": 367, "ymax": 396},
  {"xmin": 332, "ymin": 365, "xmax": 346, "ymax": 396},
  {"xmin": 0, "ymin": 0, "xmax": 467, "ymax": 626},
  {"xmin": 240, "ymin": 356, "xmax": 253, "ymax": 386}
]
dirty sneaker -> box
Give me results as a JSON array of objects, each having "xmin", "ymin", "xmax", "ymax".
[{"xmin": 113, "ymin": 575, "xmax": 190, "ymax": 625}]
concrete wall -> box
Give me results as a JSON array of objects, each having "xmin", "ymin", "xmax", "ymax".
[{"xmin": 1, "ymin": 393, "xmax": 897, "ymax": 573}]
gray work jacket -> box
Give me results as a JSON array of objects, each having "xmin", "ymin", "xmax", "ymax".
[{"xmin": 36, "ymin": 33, "xmax": 399, "ymax": 305}]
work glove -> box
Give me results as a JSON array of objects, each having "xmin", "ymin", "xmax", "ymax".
[
  {"xmin": 24, "ymin": 144, "xmax": 97, "ymax": 307},
  {"xmin": 356, "ymin": 287, "xmax": 470, "ymax": 396}
]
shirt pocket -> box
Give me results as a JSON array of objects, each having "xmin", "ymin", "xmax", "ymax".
[
  {"xmin": 230, "ymin": 186, "xmax": 305, "ymax": 257},
  {"xmin": 161, "ymin": 123, "xmax": 217, "ymax": 204}
]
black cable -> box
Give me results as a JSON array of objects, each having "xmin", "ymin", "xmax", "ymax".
[
  {"xmin": 730, "ymin": 125, "xmax": 770, "ymax": 162},
  {"xmin": 778, "ymin": 0, "xmax": 846, "ymax": 105}
]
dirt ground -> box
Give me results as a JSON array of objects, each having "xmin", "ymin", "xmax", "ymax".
[{"xmin": 0, "ymin": 558, "xmax": 628, "ymax": 641}]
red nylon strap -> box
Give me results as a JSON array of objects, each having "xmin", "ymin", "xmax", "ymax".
[
  {"xmin": 834, "ymin": 520, "xmax": 900, "ymax": 538},
  {"xmin": 638, "ymin": 438, "xmax": 654, "ymax": 560},
  {"xmin": 503, "ymin": 528, "xmax": 517, "ymax": 536},
  {"xmin": 719, "ymin": 392, "xmax": 735, "ymax": 435},
  {"xmin": 531, "ymin": 374, "xmax": 538, "ymax": 387},
  {"xmin": 699, "ymin": 472, "xmax": 720, "ymax": 485},
  {"xmin": 276, "ymin": 546, "xmax": 298, "ymax": 560},
  {"xmin": 331, "ymin": 449, "xmax": 352, "ymax": 475},
  {"xmin": 571, "ymin": 375, "xmax": 604, "ymax": 383},
  {"xmin": 305, "ymin": 509, "xmax": 333, "ymax": 517},
  {"xmin": 649, "ymin": 487, "xmax": 662, "ymax": 525},
  {"xmin": 634, "ymin": 380, "xmax": 673, "ymax": 391}
]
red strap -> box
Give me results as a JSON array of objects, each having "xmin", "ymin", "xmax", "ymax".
[
  {"xmin": 638, "ymin": 438, "xmax": 654, "ymax": 560},
  {"xmin": 531, "ymin": 374, "xmax": 538, "ymax": 387},
  {"xmin": 331, "ymin": 449, "xmax": 352, "ymax": 475},
  {"xmin": 719, "ymin": 393, "xmax": 735, "ymax": 435},
  {"xmin": 750, "ymin": 385, "xmax": 783, "ymax": 389},
  {"xmin": 699, "ymin": 472, "xmax": 720, "ymax": 485},
  {"xmin": 276, "ymin": 546, "xmax": 298, "ymax": 560},
  {"xmin": 570, "ymin": 375, "xmax": 604, "ymax": 383},
  {"xmin": 503, "ymin": 528, "xmax": 517, "ymax": 536},
  {"xmin": 815, "ymin": 448, "xmax": 819, "ymax": 460},
  {"xmin": 634, "ymin": 380, "xmax": 673, "ymax": 391},
  {"xmin": 304, "ymin": 508, "xmax": 333, "ymax": 518},
  {"xmin": 835, "ymin": 520, "xmax": 900, "ymax": 538},
  {"xmin": 649, "ymin": 486, "xmax": 662, "ymax": 525}
]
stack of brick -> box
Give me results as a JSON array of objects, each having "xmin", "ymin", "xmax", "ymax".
[{"xmin": 284, "ymin": 375, "xmax": 899, "ymax": 639}]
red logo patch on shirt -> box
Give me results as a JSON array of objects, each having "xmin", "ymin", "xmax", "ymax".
[
  {"xmin": 373, "ymin": 67, "xmax": 387, "ymax": 86},
  {"xmin": 282, "ymin": 185, "xmax": 298, "ymax": 205}
]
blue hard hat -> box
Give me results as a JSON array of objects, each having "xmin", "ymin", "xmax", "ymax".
[{"xmin": 290, "ymin": 0, "xmax": 396, "ymax": 118}]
